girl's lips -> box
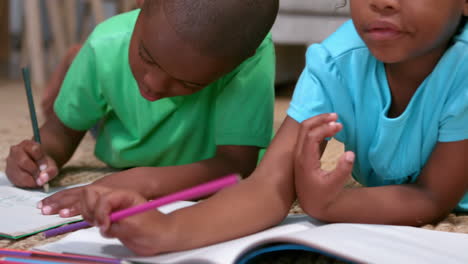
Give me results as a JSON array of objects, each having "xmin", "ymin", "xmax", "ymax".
[{"xmin": 364, "ymin": 21, "xmax": 404, "ymax": 41}]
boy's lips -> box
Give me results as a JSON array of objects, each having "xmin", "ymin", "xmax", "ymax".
[
  {"xmin": 139, "ymin": 86, "xmax": 162, "ymax": 101},
  {"xmin": 364, "ymin": 21, "xmax": 404, "ymax": 41}
]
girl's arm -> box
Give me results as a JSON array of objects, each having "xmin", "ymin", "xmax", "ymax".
[
  {"xmin": 79, "ymin": 116, "xmax": 336, "ymax": 255},
  {"xmin": 296, "ymin": 118, "xmax": 468, "ymax": 225}
]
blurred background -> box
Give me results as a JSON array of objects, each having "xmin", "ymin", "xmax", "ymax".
[
  {"xmin": 0, "ymin": 0, "xmax": 350, "ymax": 90},
  {"xmin": 0, "ymin": 0, "xmax": 350, "ymax": 135}
]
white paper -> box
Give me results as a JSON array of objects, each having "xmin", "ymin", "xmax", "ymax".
[
  {"xmin": 0, "ymin": 171, "xmax": 82, "ymax": 238},
  {"xmin": 36, "ymin": 211, "xmax": 468, "ymax": 264}
]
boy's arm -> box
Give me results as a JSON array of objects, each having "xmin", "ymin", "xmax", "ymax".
[
  {"xmin": 92, "ymin": 144, "xmax": 260, "ymax": 199},
  {"xmin": 41, "ymin": 140, "xmax": 262, "ymax": 216},
  {"xmin": 40, "ymin": 112, "xmax": 87, "ymax": 168},
  {"xmin": 296, "ymin": 123, "xmax": 468, "ymax": 225}
]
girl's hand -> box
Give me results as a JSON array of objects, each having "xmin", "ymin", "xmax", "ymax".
[
  {"xmin": 294, "ymin": 113, "xmax": 355, "ymax": 218},
  {"xmin": 6, "ymin": 140, "xmax": 58, "ymax": 188},
  {"xmin": 81, "ymin": 185, "xmax": 174, "ymax": 256}
]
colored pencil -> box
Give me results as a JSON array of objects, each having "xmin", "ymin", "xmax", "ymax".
[
  {"xmin": 44, "ymin": 174, "xmax": 240, "ymax": 238},
  {"xmin": 0, "ymin": 248, "xmax": 127, "ymax": 264},
  {"xmin": 1, "ymin": 256, "xmax": 75, "ymax": 264},
  {"xmin": 21, "ymin": 67, "xmax": 49, "ymax": 193}
]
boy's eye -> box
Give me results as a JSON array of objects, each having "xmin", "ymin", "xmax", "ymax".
[
  {"xmin": 138, "ymin": 44, "xmax": 156, "ymax": 65},
  {"xmin": 182, "ymin": 82, "xmax": 204, "ymax": 90}
]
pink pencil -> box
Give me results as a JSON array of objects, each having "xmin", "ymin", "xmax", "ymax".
[{"xmin": 44, "ymin": 174, "xmax": 240, "ymax": 238}]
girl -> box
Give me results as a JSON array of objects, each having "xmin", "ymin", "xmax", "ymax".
[
  {"xmin": 293, "ymin": 0, "xmax": 468, "ymax": 225},
  {"xmin": 79, "ymin": 0, "xmax": 467, "ymax": 256}
]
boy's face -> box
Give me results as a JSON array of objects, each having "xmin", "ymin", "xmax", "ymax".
[
  {"xmin": 351, "ymin": 0, "xmax": 468, "ymax": 63},
  {"xmin": 128, "ymin": 9, "xmax": 237, "ymax": 101}
]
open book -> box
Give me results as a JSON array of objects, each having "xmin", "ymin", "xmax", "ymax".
[
  {"xmin": 36, "ymin": 208, "xmax": 468, "ymax": 263},
  {"xmin": 0, "ymin": 171, "xmax": 82, "ymax": 239}
]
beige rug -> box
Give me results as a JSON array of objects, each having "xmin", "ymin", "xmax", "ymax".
[{"xmin": 1, "ymin": 79, "xmax": 466, "ymax": 263}]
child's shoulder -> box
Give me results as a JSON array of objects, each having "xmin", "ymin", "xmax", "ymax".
[
  {"xmin": 87, "ymin": 9, "xmax": 140, "ymax": 44},
  {"xmin": 318, "ymin": 20, "xmax": 367, "ymax": 59},
  {"xmin": 455, "ymin": 23, "xmax": 468, "ymax": 45}
]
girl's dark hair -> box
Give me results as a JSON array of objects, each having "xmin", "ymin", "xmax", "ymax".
[
  {"xmin": 459, "ymin": 16, "xmax": 467, "ymax": 34},
  {"xmin": 452, "ymin": 16, "xmax": 467, "ymax": 44}
]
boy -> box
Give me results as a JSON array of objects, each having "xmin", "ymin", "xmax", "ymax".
[{"xmin": 6, "ymin": 0, "xmax": 279, "ymax": 216}]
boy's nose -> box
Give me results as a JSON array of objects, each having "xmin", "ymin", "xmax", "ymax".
[
  {"xmin": 143, "ymin": 72, "xmax": 172, "ymax": 95},
  {"xmin": 370, "ymin": 0, "xmax": 400, "ymax": 15}
]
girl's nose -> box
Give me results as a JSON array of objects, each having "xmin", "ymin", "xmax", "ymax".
[{"xmin": 370, "ymin": 0, "xmax": 400, "ymax": 15}]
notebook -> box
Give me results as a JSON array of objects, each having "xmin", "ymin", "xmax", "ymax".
[
  {"xmin": 36, "ymin": 213, "xmax": 468, "ymax": 263},
  {"xmin": 0, "ymin": 171, "xmax": 83, "ymax": 239}
]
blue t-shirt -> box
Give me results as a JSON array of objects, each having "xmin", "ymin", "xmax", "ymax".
[{"xmin": 288, "ymin": 20, "xmax": 468, "ymax": 211}]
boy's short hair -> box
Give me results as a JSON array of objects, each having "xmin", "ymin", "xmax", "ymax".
[{"xmin": 142, "ymin": 0, "xmax": 279, "ymax": 61}]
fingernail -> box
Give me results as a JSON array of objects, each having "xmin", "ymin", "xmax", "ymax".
[
  {"xmin": 328, "ymin": 121, "xmax": 337, "ymax": 127},
  {"xmin": 40, "ymin": 171, "xmax": 49, "ymax": 182},
  {"xmin": 37, "ymin": 201, "xmax": 43, "ymax": 209},
  {"xmin": 42, "ymin": 206, "xmax": 52, "ymax": 215},
  {"xmin": 60, "ymin": 208, "xmax": 70, "ymax": 217},
  {"xmin": 329, "ymin": 113, "xmax": 337, "ymax": 118},
  {"xmin": 345, "ymin": 152, "xmax": 355, "ymax": 162},
  {"xmin": 36, "ymin": 178, "xmax": 43, "ymax": 186},
  {"xmin": 39, "ymin": 164, "xmax": 47, "ymax": 171}
]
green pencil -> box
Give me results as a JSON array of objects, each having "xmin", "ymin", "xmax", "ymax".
[{"xmin": 21, "ymin": 67, "xmax": 49, "ymax": 193}]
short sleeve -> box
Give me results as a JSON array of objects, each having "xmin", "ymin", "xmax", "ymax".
[
  {"xmin": 287, "ymin": 45, "xmax": 337, "ymax": 123},
  {"xmin": 53, "ymin": 40, "xmax": 107, "ymax": 131},
  {"xmin": 214, "ymin": 35, "xmax": 275, "ymax": 148},
  {"xmin": 438, "ymin": 74, "xmax": 468, "ymax": 142}
]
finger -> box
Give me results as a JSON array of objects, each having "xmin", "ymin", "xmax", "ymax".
[
  {"xmin": 81, "ymin": 186, "xmax": 106, "ymax": 225},
  {"xmin": 304, "ymin": 121, "xmax": 343, "ymax": 157},
  {"xmin": 15, "ymin": 153, "xmax": 39, "ymax": 177},
  {"xmin": 8, "ymin": 143, "xmax": 41, "ymax": 180},
  {"xmin": 40, "ymin": 188, "xmax": 83, "ymax": 215},
  {"xmin": 329, "ymin": 151, "xmax": 355, "ymax": 185},
  {"xmin": 36, "ymin": 157, "xmax": 59, "ymax": 186},
  {"xmin": 95, "ymin": 191, "xmax": 144, "ymax": 229},
  {"xmin": 295, "ymin": 113, "xmax": 338, "ymax": 160},
  {"xmin": 7, "ymin": 167, "xmax": 37, "ymax": 188},
  {"xmin": 58, "ymin": 206, "xmax": 81, "ymax": 218},
  {"xmin": 26, "ymin": 142, "xmax": 46, "ymax": 163}
]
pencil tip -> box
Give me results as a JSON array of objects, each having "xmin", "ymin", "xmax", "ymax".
[{"xmin": 43, "ymin": 183, "xmax": 50, "ymax": 193}]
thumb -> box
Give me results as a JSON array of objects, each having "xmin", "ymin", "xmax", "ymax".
[
  {"xmin": 37, "ymin": 156, "xmax": 59, "ymax": 186},
  {"xmin": 330, "ymin": 151, "xmax": 354, "ymax": 185}
]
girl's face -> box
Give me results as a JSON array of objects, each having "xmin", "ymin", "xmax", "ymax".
[{"xmin": 350, "ymin": 0, "xmax": 468, "ymax": 63}]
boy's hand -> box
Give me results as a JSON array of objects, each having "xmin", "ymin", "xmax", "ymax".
[
  {"xmin": 6, "ymin": 140, "xmax": 58, "ymax": 188},
  {"xmin": 81, "ymin": 185, "xmax": 172, "ymax": 256},
  {"xmin": 39, "ymin": 169, "xmax": 152, "ymax": 217},
  {"xmin": 38, "ymin": 186, "xmax": 85, "ymax": 217},
  {"xmin": 294, "ymin": 113, "xmax": 355, "ymax": 217}
]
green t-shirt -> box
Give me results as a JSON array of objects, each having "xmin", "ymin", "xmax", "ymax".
[{"xmin": 54, "ymin": 10, "xmax": 275, "ymax": 168}]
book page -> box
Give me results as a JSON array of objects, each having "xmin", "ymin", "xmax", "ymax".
[
  {"xmin": 36, "ymin": 214, "xmax": 320, "ymax": 263},
  {"xmin": 0, "ymin": 172, "xmax": 82, "ymax": 239},
  {"xmin": 264, "ymin": 223, "xmax": 468, "ymax": 264},
  {"xmin": 37, "ymin": 213, "xmax": 468, "ymax": 264}
]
